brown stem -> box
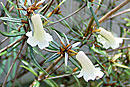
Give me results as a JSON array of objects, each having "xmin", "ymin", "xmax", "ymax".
[
  {"xmin": 50, "ymin": 62, "xmax": 64, "ymax": 75},
  {"xmin": 98, "ymin": 0, "xmax": 130, "ymax": 25},
  {"xmin": 108, "ymin": 8, "xmax": 130, "ymax": 19},
  {"xmin": 84, "ymin": 0, "xmax": 102, "ymax": 37},
  {"xmin": 0, "ymin": 37, "xmax": 9, "ymax": 45},
  {"xmin": 2, "ymin": 40, "xmax": 25, "ymax": 87},
  {"xmin": 12, "ymin": 61, "xmax": 21, "ymax": 87},
  {"xmin": 16, "ymin": 0, "xmax": 21, "ymax": 18},
  {"xmin": 43, "ymin": 0, "xmax": 54, "ymax": 16},
  {"xmin": 0, "ymin": 36, "xmax": 25, "ymax": 53},
  {"xmin": 38, "ymin": 55, "xmax": 63, "ymax": 81}
]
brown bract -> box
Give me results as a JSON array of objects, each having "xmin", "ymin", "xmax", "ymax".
[{"xmin": 57, "ymin": 41, "xmax": 77, "ymax": 56}]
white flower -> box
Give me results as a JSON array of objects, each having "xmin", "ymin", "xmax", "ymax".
[
  {"xmin": 97, "ymin": 27, "xmax": 123, "ymax": 49},
  {"xmin": 26, "ymin": 14, "xmax": 53, "ymax": 49},
  {"xmin": 76, "ymin": 51, "xmax": 104, "ymax": 82}
]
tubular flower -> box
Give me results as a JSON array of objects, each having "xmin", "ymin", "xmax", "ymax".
[
  {"xmin": 26, "ymin": 14, "xmax": 53, "ymax": 49},
  {"xmin": 97, "ymin": 27, "xmax": 123, "ymax": 49},
  {"xmin": 76, "ymin": 51, "xmax": 104, "ymax": 82}
]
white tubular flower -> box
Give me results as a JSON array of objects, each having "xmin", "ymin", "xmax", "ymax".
[
  {"xmin": 97, "ymin": 27, "xmax": 123, "ymax": 49},
  {"xmin": 76, "ymin": 51, "xmax": 104, "ymax": 82},
  {"xmin": 26, "ymin": 14, "xmax": 53, "ymax": 49}
]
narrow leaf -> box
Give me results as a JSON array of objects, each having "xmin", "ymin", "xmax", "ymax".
[
  {"xmin": 0, "ymin": 30, "xmax": 25, "ymax": 37},
  {"xmin": 46, "ymin": 53, "xmax": 61, "ymax": 62},
  {"xmin": 29, "ymin": 45, "xmax": 49, "ymax": 75},
  {"xmin": 114, "ymin": 63, "xmax": 130, "ymax": 69},
  {"xmin": 90, "ymin": 7, "xmax": 100, "ymax": 28}
]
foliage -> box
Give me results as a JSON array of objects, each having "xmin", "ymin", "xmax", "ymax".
[{"xmin": 0, "ymin": 0, "xmax": 130, "ymax": 87}]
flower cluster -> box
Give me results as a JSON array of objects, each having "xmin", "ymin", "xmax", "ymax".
[{"xmin": 24, "ymin": 1, "xmax": 124, "ymax": 83}]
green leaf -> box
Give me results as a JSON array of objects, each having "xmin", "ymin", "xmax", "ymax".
[
  {"xmin": 52, "ymin": 41, "xmax": 60, "ymax": 47},
  {"xmin": 44, "ymin": 79, "xmax": 59, "ymax": 87},
  {"xmin": 0, "ymin": 42, "xmax": 21, "ymax": 56},
  {"xmin": 90, "ymin": 47, "xmax": 106, "ymax": 70},
  {"xmin": 127, "ymin": 31, "xmax": 130, "ymax": 36},
  {"xmin": 29, "ymin": 45, "xmax": 49, "ymax": 75},
  {"xmin": 57, "ymin": 15, "xmax": 82, "ymax": 37},
  {"xmin": 69, "ymin": 57, "xmax": 81, "ymax": 69},
  {"xmin": 0, "ymin": 17, "xmax": 22, "ymax": 22},
  {"xmin": 49, "ymin": 42, "xmax": 59, "ymax": 50},
  {"xmin": 90, "ymin": 7, "xmax": 100, "ymax": 28},
  {"xmin": 0, "ymin": 30, "xmax": 25, "ymax": 37},
  {"xmin": 111, "ymin": 53, "xmax": 122, "ymax": 62},
  {"xmin": 1, "ymin": 2, "xmax": 11, "ymax": 17},
  {"xmin": 87, "ymin": 1, "xmax": 92, "ymax": 8},
  {"xmin": 93, "ymin": 2, "xmax": 106, "ymax": 7},
  {"xmin": 32, "ymin": 80, "xmax": 40, "ymax": 87},
  {"xmin": 0, "ymin": 60, "xmax": 7, "ymax": 77},
  {"xmin": 33, "ymin": 48, "xmax": 46, "ymax": 59},
  {"xmin": 108, "ymin": 65, "xmax": 112, "ymax": 74},
  {"xmin": 46, "ymin": 53, "xmax": 61, "ymax": 62},
  {"xmin": 20, "ymin": 65, "xmax": 38, "ymax": 76},
  {"xmin": 124, "ymin": 70, "xmax": 130, "ymax": 75},
  {"xmin": 0, "ymin": 51, "xmax": 7, "ymax": 56},
  {"xmin": 50, "ymin": 27, "xmax": 65, "ymax": 37},
  {"xmin": 21, "ymin": 60, "xmax": 38, "ymax": 76},
  {"xmin": 70, "ymin": 17, "xmax": 81, "ymax": 30},
  {"xmin": 91, "ymin": 45, "xmax": 107, "ymax": 55},
  {"xmin": 114, "ymin": 63, "xmax": 130, "ymax": 69}
]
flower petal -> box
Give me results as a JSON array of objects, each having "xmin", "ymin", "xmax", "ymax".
[
  {"xmin": 26, "ymin": 31, "xmax": 32, "ymax": 37},
  {"xmin": 45, "ymin": 33, "xmax": 53, "ymax": 42},
  {"xmin": 76, "ymin": 51, "xmax": 104, "ymax": 82},
  {"xmin": 95, "ymin": 68, "xmax": 104, "ymax": 80},
  {"xmin": 77, "ymin": 69, "xmax": 84, "ymax": 78},
  {"xmin": 27, "ymin": 36, "xmax": 37, "ymax": 47},
  {"xmin": 97, "ymin": 27, "xmax": 123, "ymax": 49}
]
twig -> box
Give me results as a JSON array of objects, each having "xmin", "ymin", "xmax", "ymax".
[
  {"xmin": 12, "ymin": 59, "xmax": 21, "ymax": 87},
  {"xmin": 106, "ymin": 46, "xmax": 130, "ymax": 53},
  {"xmin": 0, "ymin": 36, "xmax": 25, "ymax": 53},
  {"xmin": 85, "ymin": 46, "xmax": 130, "ymax": 55},
  {"xmin": 46, "ymin": 71, "xmax": 79, "ymax": 80},
  {"xmin": 12, "ymin": 41, "xmax": 26, "ymax": 87},
  {"xmin": 45, "ymin": 3, "xmax": 87, "ymax": 27},
  {"xmin": 0, "ymin": 37, "xmax": 9, "ymax": 45},
  {"xmin": 84, "ymin": 0, "xmax": 102, "ymax": 37},
  {"xmin": 30, "ymin": 55, "xmax": 63, "ymax": 87},
  {"xmin": 2, "ymin": 40, "xmax": 25, "ymax": 87},
  {"xmin": 108, "ymin": 8, "xmax": 130, "ymax": 19},
  {"xmin": 43, "ymin": 0, "xmax": 54, "ymax": 16},
  {"xmin": 16, "ymin": 0, "xmax": 21, "ymax": 18},
  {"xmin": 97, "ymin": 0, "xmax": 130, "ymax": 25},
  {"xmin": 50, "ymin": 62, "xmax": 64, "ymax": 75},
  {"xmin": 38, "ymin": 55, "xmax": 63, "ymax": 81}
]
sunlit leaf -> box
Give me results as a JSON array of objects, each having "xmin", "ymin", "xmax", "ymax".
[
  {"xmin": 111, "ymin": 53, "xmax": 122, "ymax": 62},
  {"xmin": 114, "ymin": 63, "xmax": 130, "ymax": 69},
  {"xmin": 91, "ymin": 45, "xmax": 107, "ymax": 55},
  {"xmin": 32, "ymin": 80, "xmax": 40, "ymax": 87}
]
